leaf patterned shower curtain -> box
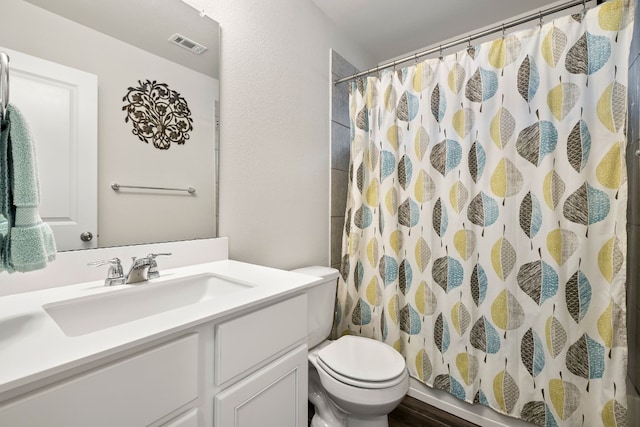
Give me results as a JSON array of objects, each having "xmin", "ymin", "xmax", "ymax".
[{"xmin": 335, "ymin": 1, "xmax": 634, "ymax": 425}]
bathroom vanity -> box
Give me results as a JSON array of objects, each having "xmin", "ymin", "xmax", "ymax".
[{"xmin": 0, "ymin": 260, "xmax": 319, "ymax": 426}]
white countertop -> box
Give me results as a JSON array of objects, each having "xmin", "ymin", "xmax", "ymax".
[{"xmin": 0, "ymin": 260, "xmax": 321, "ymax": 400}]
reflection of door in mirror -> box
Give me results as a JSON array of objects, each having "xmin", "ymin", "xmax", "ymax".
[{"xmin": 3, "ymin": 47, "xmax": 98, "ymax": 251}]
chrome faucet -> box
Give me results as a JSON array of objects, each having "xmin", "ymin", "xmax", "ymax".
[
  {"xmin": 89, "ymin": 253, "xmax": 171, "ymax": 286},
  {"xmin": 125, "ymin": 256, "xmax": 152, "ymax": 284}
]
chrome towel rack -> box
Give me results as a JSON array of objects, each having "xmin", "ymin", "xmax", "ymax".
[
  {"xmin": 111, "ymin": 183, "xmax": 196, "ymax": 194},
  {"xmin": 0, "ymin": 51, "xmax": 9, "ymax": 120}
]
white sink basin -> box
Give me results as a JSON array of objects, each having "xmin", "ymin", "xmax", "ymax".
[{"xmin": 43, "ymin": 273, "xmax": 254, "ymax": 337}]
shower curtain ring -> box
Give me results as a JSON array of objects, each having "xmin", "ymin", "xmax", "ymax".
[
  {"xmin": 539, "ymin": 11, "xmax": 544, "ymax": 27},
  {"xmin": 439, "ymin": 45, "xmax": 443, "ymax": 60},
  {"xmin": 582, "ymin": 0, "xmax": 587, "ymax": 15},
  {"xmin": 502, "ymin": 23, "xmax": 506, "ymax": 38},
  {"xmin": 414, "ymin": 53, "xmax": 419, "ymax": 65}
]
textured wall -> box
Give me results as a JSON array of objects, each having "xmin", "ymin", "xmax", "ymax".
[{"xmin": 181, "ymin": 0, "xmax": 375, "ymax": 269}]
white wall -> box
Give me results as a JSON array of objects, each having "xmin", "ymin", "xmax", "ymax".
[
  {"xmin": 181, "ymin": 0, "xmax": 376, "ymax": 269},
  {"xmin": 0, "ymin": 0, "xmax": 218, "ymax": 248}
]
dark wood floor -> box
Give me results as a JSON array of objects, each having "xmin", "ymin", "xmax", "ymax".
[{"xmin": 388, "ymin": 396, "xmax": 479, "ymax": 427}]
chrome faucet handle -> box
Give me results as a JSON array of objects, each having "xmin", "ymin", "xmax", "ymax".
[
  {"xmin": 146, "ymin": 253, "xmax": 172, "ymax": 280},
  {"xmin": 147, "ymin": 252, "xmax": 172, "ymax": 259},
  {"xmin": 88, "ymin": 257, "xmax": 125, "ymax": 286}
]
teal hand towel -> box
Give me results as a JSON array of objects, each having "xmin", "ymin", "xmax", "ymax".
[{"xmin": 1, "ymin": 105, "xmax": 57, "ymax": 273}]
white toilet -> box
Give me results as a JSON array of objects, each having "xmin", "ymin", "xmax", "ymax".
[{"xmin": 294, "ymin": 266, "xmax": 409, "ymax": 427}]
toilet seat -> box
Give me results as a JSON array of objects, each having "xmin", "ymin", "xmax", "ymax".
[
  {"xmin": 316, "ymin": 357, "xmax": 407, "ymax": 389},
  {"xmin": 316, "ymin": 336, "xmax": 406, "ymax": 389}
]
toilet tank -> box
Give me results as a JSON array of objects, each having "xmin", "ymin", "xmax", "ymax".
[{"xmin": 292, "ymin": 266, "xmax": 340, "ymax": 348}]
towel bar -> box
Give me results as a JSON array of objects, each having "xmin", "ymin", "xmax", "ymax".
[{"xmin": 111, "ymin": 183, "xmax": 196, "ymax": 194}]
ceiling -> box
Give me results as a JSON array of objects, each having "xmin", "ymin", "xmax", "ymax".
[
  {"xmin": 24, "ymin": 0, "xmax": 219, "ymax": 78},
  {"xmin": 312, "ymin": 0, "xmax": 571, "ymax": 64}
]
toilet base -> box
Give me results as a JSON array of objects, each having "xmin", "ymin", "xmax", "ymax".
[
  {"xmin": 310, "ymin": 411, "xmax": 389, "ymax": 427},
  {"xmin": 309, "ymin": 408, "xmax": 389, "ymax": 427},
  {"xmin": 309, "ymin": 366, "xmax": 347, "ymax": 427},
  {"xmin": 345, "ymin": 415, "xmax": 389, "ymax": 427}
]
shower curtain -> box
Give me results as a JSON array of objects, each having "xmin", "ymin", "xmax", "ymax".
[{"xmin": 335, "ymin": 1, "xmax": 634, "ymax": 425}]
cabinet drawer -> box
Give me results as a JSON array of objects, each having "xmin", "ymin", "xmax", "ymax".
[
  {"xmin": 215, "ymin": 295, "xmax": 307, "ymax": 384},
  {"xmin": 0, "ymin": 334, "xmax": 199, "ymax": 427}
]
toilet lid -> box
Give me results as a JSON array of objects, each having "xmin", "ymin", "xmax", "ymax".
[{"xmin": 317, "ymin": 335, "xmax": 405, "ymax": 382}]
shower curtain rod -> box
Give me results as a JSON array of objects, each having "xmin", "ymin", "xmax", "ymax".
[{"xmin": 334, "ymin": 0, "xmax": 588, "ymax": 85}]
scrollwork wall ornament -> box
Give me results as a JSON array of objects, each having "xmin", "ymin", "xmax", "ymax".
[{"xmin": 122, "ymin": 80, "xmax": 193, "ymax": 150}]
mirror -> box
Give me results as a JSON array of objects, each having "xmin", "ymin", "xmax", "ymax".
[{"xmin": 0, "ymin": 0, "xmax": 219, "ymax": 252}]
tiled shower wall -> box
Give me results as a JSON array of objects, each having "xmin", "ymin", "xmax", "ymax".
[
  {"xmin": 330, "ymin": 51, "xmax": 357, "ymax": 270},
  {"xmin": 627, "ymin": 0, "xmax": 640, "ymax": 394}
]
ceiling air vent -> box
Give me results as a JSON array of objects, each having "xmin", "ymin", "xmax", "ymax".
[{"xmin": 169, "ymin": 33, "xmax": 208, "ymax": 54}]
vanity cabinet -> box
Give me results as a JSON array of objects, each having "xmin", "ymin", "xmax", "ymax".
[{"xmin": 0, "ymin": 294, "xmax": 308, "ymax": 427}]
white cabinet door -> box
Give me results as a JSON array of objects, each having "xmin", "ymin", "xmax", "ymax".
[
  {"xmin": 215, "ymin": 345, "xmax": 308, "ymax": 427},
  {"xmin": 1, "ymin": 47, "xmax": 97, "ymax": 250}
]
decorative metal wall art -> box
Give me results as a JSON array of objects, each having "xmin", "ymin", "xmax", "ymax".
[{"xmin": 122, "ymin": 80, "xmax": 193, "ymax": 150}]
